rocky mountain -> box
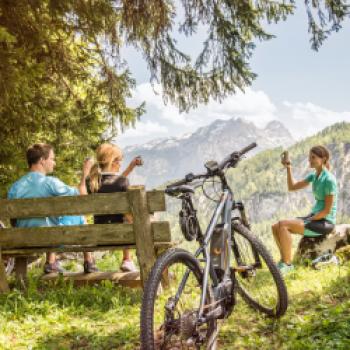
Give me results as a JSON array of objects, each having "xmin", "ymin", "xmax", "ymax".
[{"xmin": 123, "ymin": 118, "xmax": 295, "ymax": 188}]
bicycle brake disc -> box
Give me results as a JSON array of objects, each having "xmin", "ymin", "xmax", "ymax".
[{"xmin": 179, "ymin": 210, "xmax": 199, "ymax": 241}]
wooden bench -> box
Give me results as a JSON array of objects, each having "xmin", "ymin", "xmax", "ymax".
[{"xmin": 0, "ymin": 187, "xmax": 172, "ymax": 292}]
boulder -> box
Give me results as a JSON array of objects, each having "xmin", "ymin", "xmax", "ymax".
[{"xmin": 294, "ymin": 224, "xmax": 350, "ymax": 261}]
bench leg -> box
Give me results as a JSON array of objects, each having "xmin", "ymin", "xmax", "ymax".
[
  {"xmin": 128, "ymin": 188, "xmax": 157, "ymax": 287},
  {"xmin": 0, "ymin": 251, "xmax": 10, "ymax": 293},
  {"xmin": 15, "ymin": 257, "xmax": 28, "ymax": 285},
  {"xmin": 155, "ymin": 247, "xmax": 170, "ymax": 289}
]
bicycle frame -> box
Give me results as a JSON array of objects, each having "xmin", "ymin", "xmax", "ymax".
[{"xmin": 172, "ymin": 188, "xmax": 234, "ymax": 320}]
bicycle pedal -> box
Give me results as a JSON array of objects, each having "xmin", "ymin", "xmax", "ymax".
[{"xmin": 234, "ymin": 265, "xmax": 249, "ymax": 273}]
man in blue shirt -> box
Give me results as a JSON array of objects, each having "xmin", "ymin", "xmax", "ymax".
[{"xmin": 8, "ymin": 143, "xmax": 97, "ymax": 273}]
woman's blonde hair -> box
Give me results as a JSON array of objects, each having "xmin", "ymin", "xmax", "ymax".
[
  {"xmin": 310, "ymin": 145, "xmax": 331, "ymax": 170},
  {"xmin": 89, "ymin": 143, "xmax": 123, "ymax": 193}
]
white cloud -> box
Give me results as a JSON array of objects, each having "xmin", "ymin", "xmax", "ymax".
[
  {"xmin": 130, "ymin": 83, "xmax": 190, "ymax": 126},
  {"xmin": 186, "ymin": 88, "xmax": 276, "ymax": 127},
  {"xmin": 122, "ymin": 82, "xmax": 350, "ymax": 146},
  {"xmin": 116, "ymin": 120, "xmax": 169, "ymax": 147},
  {"xmin": 281, "ymin": 101, "xmax": 349, "ymax": 139},
  {"xmin": 129, "ymin": 82, "xmax": 276, "ymax": 128}
]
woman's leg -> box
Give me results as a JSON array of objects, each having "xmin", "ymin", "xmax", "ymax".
[
  {"xmin": 123, "ymin": 249, "xmax": 131, "ymax": 261},
  {"xmin": 277, "ymin": 219, "xmax": 304, "ymax": 264},
  {"xmin": 272, "ymin": 223, "xmax": 282, "ymax": 253},
  {"xmin": 83, "ymin": 252, "xmax": 93, "ymax": 263}
]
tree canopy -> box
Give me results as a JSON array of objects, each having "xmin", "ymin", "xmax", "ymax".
[{"xmin": 0, "ymin": 0, "xmax": 349, "ymax": 195}]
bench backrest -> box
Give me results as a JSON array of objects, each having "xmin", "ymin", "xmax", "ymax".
[{"xmin": 0, "ymin": 188, "xmax": 171, "ymax": 251}]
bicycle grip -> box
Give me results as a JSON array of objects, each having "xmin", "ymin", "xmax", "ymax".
[{"xmin": 238, "ymin": 142, "xmax": 257, "ymax": 156}]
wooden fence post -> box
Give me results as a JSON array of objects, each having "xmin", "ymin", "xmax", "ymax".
[{"xmin": 128, "ymin": 187, "xmax": 157, "ymax": 287}]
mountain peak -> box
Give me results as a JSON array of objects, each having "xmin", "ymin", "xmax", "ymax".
[
  {"xmin": 264, "ymin": 120, "xmax": 286, "ymax": 130},
  {"xmin": 123, "ymin": 117, "xmax": 295, "ymax": 188}
]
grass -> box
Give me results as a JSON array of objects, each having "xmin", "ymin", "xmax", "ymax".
[{"xmin": 0, "ymin": 253, "xmax": 349, "ymax": 349}]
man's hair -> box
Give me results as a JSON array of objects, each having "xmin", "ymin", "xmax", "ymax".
[{"xmin": 26, "ymin": 143, "xmax": 53, "ymax": 167}]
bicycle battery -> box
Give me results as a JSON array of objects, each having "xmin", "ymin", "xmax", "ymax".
[{"xmin": 210, "ymin": 223, "xmax": 229, "ymax": 271}]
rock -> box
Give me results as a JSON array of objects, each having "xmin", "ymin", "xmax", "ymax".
[
  {"xmin": 335, "ymin": 245, "xmax": 350, "ymax": 262},
  {"xmin": 294, "ymin": 224, "xmax": 350, "ymax": 261}
]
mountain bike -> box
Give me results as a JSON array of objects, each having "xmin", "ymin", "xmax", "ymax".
[{"xmin": 140, "ymin": 143, "xmax": 288, "ymax": 349}]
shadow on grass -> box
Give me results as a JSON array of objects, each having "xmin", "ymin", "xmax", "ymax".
[
  {"xmin": 0, "ymin": 275, "xmax": 143, "ymax": 322},
  {"xmin": 220, "ymin": 266, "xmax": 350, "ymax": 349},
  {"xmin": 32, "ymin": 327, "xmax": 140, "ymax": 350}
]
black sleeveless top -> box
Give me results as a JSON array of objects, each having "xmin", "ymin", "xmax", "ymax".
[{"xmin": 88, "ymin": 174, "xmax": 129, "ymax": 224}]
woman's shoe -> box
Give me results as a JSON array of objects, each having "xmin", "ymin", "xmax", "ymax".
[
  {"xmin": 278, "ymin": 262, "xmax": 295, "ymax": 275},
  {"xmin": 43, "ymin": 261, "xmax": 65, "ymax": 274},
  {"xmin": 120, "ymin": 259, "xmax": 137, "ymax": 272}
]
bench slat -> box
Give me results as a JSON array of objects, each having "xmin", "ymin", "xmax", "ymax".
[
  {"xmin": 0, "ymin": 221, "xmax": 171, "ymax": 249},
  {"xmin": 1, "ymin": 242, "xmax": 174, "ymax": 255},
  {"xmin": 0, "ymin": 190, "xmax": 166, "ymax": 219}
]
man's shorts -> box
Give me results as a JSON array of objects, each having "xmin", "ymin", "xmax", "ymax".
[{"xmin": 298, "ymin": 214, "xmax": 335, "ymax": 238}]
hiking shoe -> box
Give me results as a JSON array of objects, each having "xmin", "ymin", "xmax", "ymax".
[
  {"xmin": 277, "ymin": 261, "xmax": 284, "ymax": 269},
  {"xmin": 277, "ymin": 262, "xmax": 295, "ymax": 275},
  {"xmin": 83, "ymin": 261, "xmax": 99, "ymax": 274},
  {"xmin": 120, "ymin": 259, "xmax": 137, "ymax": 272},
  {"xmin": 43, "ymin": 261, "xmax": 65, "ymax": 274}
]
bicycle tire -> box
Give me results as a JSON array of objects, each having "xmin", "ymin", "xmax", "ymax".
[
  {"xmin": 231, "ymin": 222, "xmax": 288, "ymax": 317},
  {"xmin": 140, "ymin": 248, "xmax": 218, "ymax": 350}
]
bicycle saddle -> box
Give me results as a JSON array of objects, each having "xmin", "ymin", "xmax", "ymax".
[{"xmin": 165, "ymin": 185, "xmax": 194, "ymax": 196}]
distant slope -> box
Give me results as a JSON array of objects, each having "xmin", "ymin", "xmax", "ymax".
[{"xmin": 226, "ymin": 121, "xmax": 350, "ymax": 223}]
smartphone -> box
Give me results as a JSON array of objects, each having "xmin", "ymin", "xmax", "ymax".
[
  {"xmin": 135, "ymin": 156, "xmax": 143, "ymax": 166},
  {"xmin": 280, "ymin": 151, "xmax": 290, "ymax": 165}
]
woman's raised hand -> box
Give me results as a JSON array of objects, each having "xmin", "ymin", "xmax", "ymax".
[{"xmin": 281, "ymin": 151, "xmax": 291, "ymax": 168}]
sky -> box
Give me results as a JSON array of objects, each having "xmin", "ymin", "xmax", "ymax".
[{"xmin": 116, "ymin": 4, "xmax": 350, "ymax": 147}]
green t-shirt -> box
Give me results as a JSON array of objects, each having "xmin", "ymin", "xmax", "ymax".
[{"xmin": 304, "ymin": 169, "xmax": 337, "ymax": 224}]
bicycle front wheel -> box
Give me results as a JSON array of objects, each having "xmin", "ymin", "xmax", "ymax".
[
  {"xmin": 231, "ymin": 222, "xmax": 288, "ymax": 317},
  {"xmin": 140, "ymin": 248, "xmax": 218, "ymax": 350}
]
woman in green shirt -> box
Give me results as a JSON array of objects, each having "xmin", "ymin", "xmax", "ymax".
[{"xmin": 272, "ymin": 145, "xmax": 337, "ymax": 274}]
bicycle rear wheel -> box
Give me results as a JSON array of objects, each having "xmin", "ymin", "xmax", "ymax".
[
  {"xmin": 140, "ymin": 248, "xmax": 218, "ymax": 350},
  {"xmin": 231, "ymin": 222, "xmax": 288, "ymax": 317}
]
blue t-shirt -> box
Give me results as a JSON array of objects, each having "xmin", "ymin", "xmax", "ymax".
[
  {"xmin": 8, "ymin": 171, "xmax": 82, "ymax": 227},
  {"xmin": 304, "ymin": 169, "xmax": 337, "ymax": 224}
]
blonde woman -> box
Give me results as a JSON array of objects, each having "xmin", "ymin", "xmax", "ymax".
[
  {"xmin": 88, "ymin": 143, "xmax": 142, "ymax": 272},
  {"xmin": 272, "ymin": 145, "xmax": 337, "ymax": 275}
]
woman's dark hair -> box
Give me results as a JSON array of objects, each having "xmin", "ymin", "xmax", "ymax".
[
  {"xmin": 26, "ymin": 143, "xmax": 53, "ymax": 167},
  {"xmin": 310, "ymin": 145, "xmax": 330, "ymax": 170}
]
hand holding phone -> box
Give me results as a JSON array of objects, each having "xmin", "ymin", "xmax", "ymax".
[
  {"xmin": 135, "ymin": 156, "xmax": 143, "ymax": 166},
  {"xmin": 280, "ymin": 151, "xmax": 291, "ymax": 167}
]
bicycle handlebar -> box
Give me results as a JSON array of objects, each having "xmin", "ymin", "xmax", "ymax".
[
  {"xmin": 166, "ymin": 142, "xmax": 257, "ymax": 188},
  {"xmin": 218, "ymin": 142, "xmax": 257, "ymax": 170},
  {"xmin": 238, "ymin": 142, "xmax": 257, "ymax": 156},
  {"xmin": 167, "ymin": 173, "xmax": 208, "ymax": 187}
]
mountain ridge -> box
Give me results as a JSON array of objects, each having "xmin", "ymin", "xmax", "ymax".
[{"xmin": 123, "ymin": 117, "xmax": 295, "ymax": 188}]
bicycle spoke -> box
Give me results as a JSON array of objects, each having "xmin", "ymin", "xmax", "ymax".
[
  {"xmin": 231, "ymin": 223, "xmax": 288, "ymax": 316},
  {"xmin": 149, "ymin": 255, "xmax": 214, "ymax": 349}
]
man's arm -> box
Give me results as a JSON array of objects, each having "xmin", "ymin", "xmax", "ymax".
[{"xmin": 78, "ymin": 158, "xmax": 94, "ymax": 195}]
